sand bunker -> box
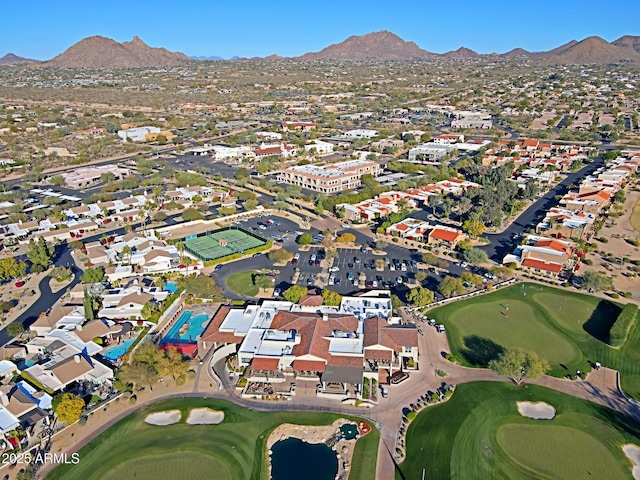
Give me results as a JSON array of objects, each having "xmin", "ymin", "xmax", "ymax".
[
  {"xmin": 186, "ymin": 408, "xmax": 225, "ymax": 425},
  {"xmin": 517, "ymin": 401, "xmax": 556, "ymax": 420},
  {"xmin": 623, "ymin": 444, "xmax": 640, "ymax": 480},
  {"xmin": 144, "ymin": 409, "xmax": 181, "ymax": 426}
]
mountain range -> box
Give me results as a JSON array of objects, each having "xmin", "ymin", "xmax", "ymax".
[{"xmin": 2, "ymin": 31, "xmax": 640, "ymax": 68}]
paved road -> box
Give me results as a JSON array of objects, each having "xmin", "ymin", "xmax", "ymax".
[
  {"xmin": 481, "ymin": 157, "xmax": 604, "ymax": 261},
  {"xmin": 0, "ymin": 247, "xmax": 81, "ymax": 346}
]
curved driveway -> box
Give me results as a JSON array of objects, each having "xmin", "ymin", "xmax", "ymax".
[{"xmin": 0, "ymin": 246, "xmax": 81, "ymax": 347}]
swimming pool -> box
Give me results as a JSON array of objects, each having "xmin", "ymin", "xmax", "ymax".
[
  {"xmin": 165, "ymin": 281, "xmax": 178, "ymax": 293},
  {"xmin": 160, "ymin": 310, "xmax": 210, "ymax": 344},
  {"xmin": 103, "ymin": 336, "xmax": 137, "ymax": 362}
]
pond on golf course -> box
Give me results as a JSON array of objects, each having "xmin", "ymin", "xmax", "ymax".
[{"xmin": 270, "ymin": 437, "xmax": 338, "ymax": 480}]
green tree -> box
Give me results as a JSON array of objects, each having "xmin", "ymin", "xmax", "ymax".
[
  {"xmin": 7, "ymin": 321, "xmax": 25, "ymax": 338},
  {"xmin": 254, "ymin": 274, "xmax": 273, "ymax": 292},
  {"xmin": 182, "ymin": 207, "xmax": 204, "ymax": 222},
  {"xmin": 156, "ymin": 346, "xmax": 189, "ymax": 381},
  {"xmin": 243, "ymin": 199, "xmax": 259, "ymax": 211},
  {"xmin": 49, "ymin": 174, "xmax": 65, "ymax": 187},
  {"xmin": 100, "ymin": 172, "xmax": 116, "ymax": 184},
  {"xmin": 390, "ymin": 294, "xmax": 403, "ymax": 310},
  {"xmin": 235, "ymin": 167, "xmax": 248, "ymax": 179},
  {"xmin": 488, "ymin": 348, "xmax": 549, "ymax": 385},
  {"xmin": 406, "ymin": 286, "xmax": 435, "ymax": 307},
  {"xmin": 26, "ymin": 238, "xmax": 55, "ymax": 270},
  {"xmin": 153, "ymin": 211, "xmax": 168, "ymax": 223},
  {"xmin": 268, "ymin": 249, "xmax": 294, "ymax": 263},
  {"xmin": 83, "ymin": 288, "xmax": 95, "ymax": 320},
  {"xmin": 0, "ymin": 257, "xmax": 27, "ymax": 281},
  {"xmin": 460, "ymin": 271, "xmax": 484, "ymax": 287},
  {"xmin": 218, "ymin": 206, "xmax": 237, "ymax": 216},
  {"xmin": 337, "ymin": 233, "xmax": 356, "ymax": 243},
  {"xmin": 297, "ymin": 233, "xmax": 313, "ymax": 245},
  {"xmin": 321, "ymin": 289, "xmax": 342, "ymax": 306},
  {"xmin": 437, "ymin": 275, "xmax": 465, "ymax": 298},
  {"xmin": 283, "ymin": 285, "xmax": 308, "ymax": 303},
  {"xmin": 121, "ymin": 245, "xmax": 133, "ymax": 264},
  {"xmin": 81, "ymin": 267, "xmax": 106, "ymax": 283},
  {"xmin": 53, "ymin": 393, "xmax": 85, "ymax": 424},
  {"xmin": 51, "ymin": 266, "xmax": 72, "ymax": 281},
  {"xmin": 118, "ymin": 361, "xmax": 158, "ymax": 391},
  {"xmin": 462, "ymin": 248, "xmax": 489, "ymax": 265},
  {"xmin": 414, "ymin": 271, "xmax": 428, "ymax": 282},
  {"xmin": 462, "ymin": 216, "xmax": 485, "ymax": 237},
  {"xmin": 581, "ymin": 271, "xmax": 613, "ymax": 293}
]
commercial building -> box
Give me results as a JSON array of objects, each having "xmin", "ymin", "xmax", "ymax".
[
  {"xmin": 275, "ymin": 159, "xmax": 382, "ymax": 193},
  {"xmin": 60, "ymin": 165, "xmax": 131, "ymax": 189}
]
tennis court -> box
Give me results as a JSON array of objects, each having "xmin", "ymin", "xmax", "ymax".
[{"xmin": 184, "ymin": 227, "xmax": 266, "ymax": 261}]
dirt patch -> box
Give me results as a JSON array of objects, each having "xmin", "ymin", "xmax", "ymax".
[
  {"xmin": 144, "ymin": 409, "xmax": 181, "ymax": 426},
  {"xmin": 516, "ymin": 401, "xmax": 556, "ymax": 420},
  {"xmin": 623, "ymin": 444, "xmax": 640, "ymax": 480},
  {"xmin": 186, "ymin": 408, "xmax": 224, "ymax": 425}
]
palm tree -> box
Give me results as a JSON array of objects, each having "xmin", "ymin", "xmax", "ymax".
[
  {"xmin": 176, "ymin": 242, "xmax": 185, "ymax": 262},
  {"xmin": 121, "ymin": 245, "xmax": 133, "ymax": 265}
]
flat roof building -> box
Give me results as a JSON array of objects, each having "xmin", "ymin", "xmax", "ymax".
[{"xmin": 275, "ymin": 159, "xmax": 382, "ymax": 193}]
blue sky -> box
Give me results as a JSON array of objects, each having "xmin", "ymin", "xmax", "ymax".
[{"xmin": 3, "ymin": 0, "xmax": 639, "ymax": 59}]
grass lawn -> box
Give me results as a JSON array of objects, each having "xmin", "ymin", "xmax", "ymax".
[
  {"xmin": 226, "ymin": 270, "xmax": 259, "ymax": 296},
  {"xmin": 398, "ymin": 381, "xmax": 640, "ymax": 480},
  {"xmin": 47, "ymin": 398, "xmax": 379, "ymax": 480},
  {"xmin": 430, "ymin": 283, "xmax": 640, "ymax": 397}
]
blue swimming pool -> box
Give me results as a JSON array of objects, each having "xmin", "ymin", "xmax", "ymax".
[
  {"xmin": 165, "ymin": 281, "xmax": 178, "ymax": 293},
  {"xmin": 160, "ymin": 310, "xmax": 210, "ymax": 344},
  {"xmin": 103, "ymin": 337, "xmax": 137, "ymax": 362}
]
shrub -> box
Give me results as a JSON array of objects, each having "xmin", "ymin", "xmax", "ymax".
[
  {"xmin": 444, "ymin": 353, "xmax": 456, "ymax": 363},
  {"xmin": 406, "ymin": 411, "xmax": 417, "ymax": 421},
  {"xmin": 176, "ymin": 375, "xmax": 186, "ymax": 386},
  {"xmin": 624, "ymin": 292, "xmax": 633, "ymax": 298},
  {"xmin": 610, "ymin": 303, "xmax": 639, "ymax": 347},
  {"xmin": 611, "ymin": 293, "xmax": 620, "ymax": 299},
  {"xmin": 598, "ymin": 237, "xmax": 609, "ymax": 243},
  {"xmin": 583, "ymin": 259, "xmax": 593, "ymax": 265}
]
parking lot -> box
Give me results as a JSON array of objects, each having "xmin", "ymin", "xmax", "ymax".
[{"xmin": 211, "ymin": 215, "xmax": 470, "ymax": 299}]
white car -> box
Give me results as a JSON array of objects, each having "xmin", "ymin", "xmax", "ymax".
[
  {"xmin": 396, "ymin": 276, "xmax": 403, "ymax": 284},
  {"xmin": 328, "ymin": 266, "xmax": 340, "ymax": 272},
  {"xmin": 372, "ymin": 280, "xmax": 378, "ymax": 288},
  {"xmin": 353, "ymin": 279, "xmax": 359, "ymax": 287},
  {"xmin": 342, "ymin": 223, "xmax": 350, "ymax": 228}
]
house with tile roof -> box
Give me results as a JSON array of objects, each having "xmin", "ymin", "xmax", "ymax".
[{"xmin": 428, "ymin": 227, "xmax": 467, "ymax": 249}]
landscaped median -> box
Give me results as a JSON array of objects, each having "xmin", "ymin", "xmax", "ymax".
[
  {"xmin": 46, "ymin": 397, "xmax": 379, "ymax": 480},
  {"xmin": 429, "ymin": 282, "xmax": 640, "ymax": 398}
]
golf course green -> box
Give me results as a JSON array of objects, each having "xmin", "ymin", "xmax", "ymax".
[
  {"xmin": 399, "ymin": 381, "xmax": 640, "ymax": 480},
  {"xmin": 46, "ymin": 398, "xmax": 379, "ymax": 480},
  {"xmin": 429, "ymin": 282, "xmax": 640, "ymax": 398}
]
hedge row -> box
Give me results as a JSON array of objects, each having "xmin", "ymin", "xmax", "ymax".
[
  {"xmin": 610, "ymin": 303, "xmax": 639, "ymax": 347},
  {"xmin": 204, "ymin": 253, "xmax": 243, "ymax": 267},
  {"xmin": 244, "ymin": 240, "xmax": 272, "ymax": 256}
]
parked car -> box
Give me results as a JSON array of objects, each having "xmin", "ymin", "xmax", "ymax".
[
  {"xmin": 436, "ymin": 324, "xmax": 446, "ymax": 333},
  {"xmin": 328, "ymin": 266, "xmax": 340, "ymax": 272},
  {"xmin": 214, "ymin": 264, "xmax": 223, "ymax": 271},
  {"xmin": 396, "ymin": 276, "xmax": 403, "ymax": 284}
]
